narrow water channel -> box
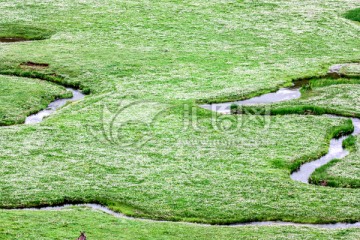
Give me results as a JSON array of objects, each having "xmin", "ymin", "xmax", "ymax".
[
  {"xmin": 25, "ymin": 88, "xmax": 85, "ymax": 124},
  {"xmin": 200, "ymin": 86, "xmax": 303, "ymax": 114}
]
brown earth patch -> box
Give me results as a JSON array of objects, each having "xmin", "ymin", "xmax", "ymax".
[
  {"xmin": 0, "ymin": 37, "xmax": 30, "ymax": 43},
  {"xmin": 20, "ymin": 61, "xmax": 50, "ymax": 70}
]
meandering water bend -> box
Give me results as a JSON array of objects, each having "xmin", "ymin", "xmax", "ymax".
[
  {"xmin": 291, "ymin": 118, "xmax": 360, "ymax": 183},
  {"xmin": 200, "ymin": 87, "xmax": 302, "ymax": 114}
]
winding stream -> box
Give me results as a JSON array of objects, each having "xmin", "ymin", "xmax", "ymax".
[
  {"xmin": 10, "ymin": 203, "xmax": 359, "ymax": 229},
  {"xmin": 25, "ymin": 88, "xmax": 85, "ymax": 124},
  {"xmin": 1, "ymin": 38, "xmax": 85, "ymax": 124},
  {"xmin": 200, "ymin": 87, "xmax": 302, "ymax": 114},
  {"xmin": 291, "ymin": 118, "xmax": 360, "ymax": 183}
]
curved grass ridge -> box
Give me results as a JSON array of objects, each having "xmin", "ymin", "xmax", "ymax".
[
  {"xmin": 310, "ymin": 159, "xmax": 360, "ymax": 188},
  {"xmin": 6, "ymin": 199, "xmax": 360, "ymax": 226},
  {"xmin": 232, "ymin": 104, "xmax": 360, "ymax": 119},
  {"xmin": 0, "ymin": 69, "xmax": 78, "ymax": 88},
  {"xmin": 7, "ymin": 203, "xmax": 360, "ymax": 229},
  {"xmin": 344, "ymin": 8, "xmax": 360, "ymax": 22},
  {"xmin": 0, "ymin": 24, "xmax": 54, "ymax": 41},
  {"xmin": 0, "ymin": 68, "xmax": 91, "ymax": 94}
]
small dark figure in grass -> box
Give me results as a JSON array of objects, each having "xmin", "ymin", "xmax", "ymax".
[
  {"xmin": 77, "ymin": 232, "xmax": 86, "ymax": 240},
  {"xmin": 320, "ymin": 180, "xmax": 328, "ymax": 186}
]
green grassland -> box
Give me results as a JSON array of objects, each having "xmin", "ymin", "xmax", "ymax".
[
  {"xmin": 1, "ymin": 0, "xmax": 360, "ymax": 238},
  {"xmin": 0, "ymin": 75, "xmax": 70, "ymax": 126}
]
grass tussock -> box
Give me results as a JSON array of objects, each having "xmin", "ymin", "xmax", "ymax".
[
  {"xmin": 345, "ymin": 8, "xmax": 360, "ymax": 22},
  {"xmin": 343, "ymin": 135, "xmax": 357, "ymax": 151}
]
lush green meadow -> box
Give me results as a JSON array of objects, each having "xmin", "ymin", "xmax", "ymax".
[
  {"xmin": 1, "ymin": 0, "xmax": 360, "ymax": 238},
  {"xmin": 2, "ymin": 103, "xmax": 359, "ymax": 223},
  {"xmin": 0, "ymin": 0, "xmax": 360, "ymax": 102}
]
